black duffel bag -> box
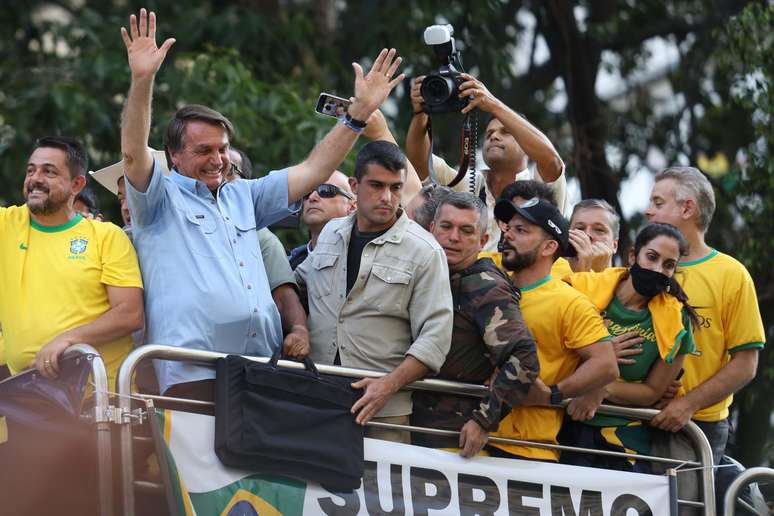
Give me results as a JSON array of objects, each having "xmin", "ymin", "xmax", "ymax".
[{"xmin": 215, "ymin": 352, "xmax": 364, "ymax": 490}]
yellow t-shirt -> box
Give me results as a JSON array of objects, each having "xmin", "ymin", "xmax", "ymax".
[
  {"xmin": 477, "ymin": 251, "xmax": 573, "ymax": 280},
  {"xmin": 676, "ymin": 249, "xmax": 765, "ymax": 421},
  {"xmin": 0, "ymin": 206, "xmax": 143, "ymax": 387},
  {"xmin": 492, "ymin": 275, "xmax": 611, "ymax": 460}
]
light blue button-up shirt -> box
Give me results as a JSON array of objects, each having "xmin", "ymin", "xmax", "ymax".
[{"xmin": 126, "ymin": 159, "xmax": 299, "ymax": 393}]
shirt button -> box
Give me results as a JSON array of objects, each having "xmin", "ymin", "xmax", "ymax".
[
  {"xmin": 364, "ymin": 252, "xmax": 369, "ymax": 257},
  {"xmin": 225, "ymin": 216, "xmax": 230, "ymax": 221},
  {"xmin": 338, "ymin": 317, "xmax": 344, "ymax": 323},
  {"xmin": 233, "ymin": 239, "xmax": 237, "ymax": 244},
  {"xmin": 239, "ymin": 261, "xmax": 245, "ymax": 267},
  {"xmin": 250, "ymin": 332, "xmax": 257, "ymax": 338},
  {"xmin": 253, "ymin": 307, "xmax": 258, "ymax": 313},
  {"xmin": 247, "ymin": 284, "xmax": 252, "ymax": 289}
]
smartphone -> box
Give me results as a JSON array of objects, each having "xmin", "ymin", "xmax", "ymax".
[{"xmin": 315, "ymin": 93, "xmax": 351, "ymax": 118}]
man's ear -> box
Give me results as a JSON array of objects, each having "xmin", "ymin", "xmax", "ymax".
[
  {"xmin": 542, "ymin": 239, "xmax": 559, "ymax": 258},
  {"xmin": 479, "ymin": 232, "xmax": 489, "ymax": 249},
  {"xmin": 349, "ymin": 177, "xmax": 358, "ymax": 195},
  {"xmin": 612, "ymin": 238, "xmax": 619, "ymax": 254},
  {"xmin": 682, "ymin": 197, "xmax": 698, "ymax": 223},
  {"xmin": 71, "ymin": 175, "xmax": 87, "ymax": 196}
]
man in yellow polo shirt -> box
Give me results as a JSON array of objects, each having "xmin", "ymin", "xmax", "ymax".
[
  {"xmin": 490, "ymin": 197, "xmax": 618, "ymax": 460},
  {"xmin": 646, "ymin": 166, "xmax": 765, "ymax": 464},
  {"xmin": 0, "ymin": 136, "xmax": 144, "ymax": 388}
]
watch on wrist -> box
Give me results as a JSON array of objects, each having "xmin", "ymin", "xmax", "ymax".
[
  {"xmin": 549, "ymin": 384, "xmax": 564, "ymax": 406},
  {"xmin": 344, "ymin": 112, "xmax": 367, "ymax": 129}
]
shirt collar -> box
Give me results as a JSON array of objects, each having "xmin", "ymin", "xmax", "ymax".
[
  {"xmin": 170, "ymin": 169, "xmax": 199, "ymax": 194},
  {"xmin": 335, "ymin": 209, "xmax": 409, "ymax": 246},
  {"xmin": 170, "ymin": 168, "xmax": 224, "ymax": 197}
]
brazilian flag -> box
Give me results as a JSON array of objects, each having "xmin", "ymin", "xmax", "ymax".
[{"xmin": 153, "ymin": 409, "xmax": 307, "ymax": 516}]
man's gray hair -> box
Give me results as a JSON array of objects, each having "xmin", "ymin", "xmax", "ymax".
[
  {"xmin": 571, "ymin": 198, "xmax": 620, "ymax": 238},
  {"xmin": 413, "ymin": 184, "xmax": 453, "ymax": 230},
  {"xmin": 434, "ymin": 191, "xmax": 488, "ymax": 235},
  {"xmin": 655, "ymin": 166, "xmax": 716, "ymax": 231}
]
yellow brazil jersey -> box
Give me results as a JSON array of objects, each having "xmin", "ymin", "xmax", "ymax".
[
  {"xmin": 477, "ymin": 251, "xmax": 573, "ymax": 280},
  {"xmin": 0, "ymin": 206, "xmax": 143, "ymax": 387},
  {"xmin": 676, "ymin": 249, "xmax": 765, "ymax": 422},
  {"xmin": 492, "ymin": 275, "xmax": 610, "ymax": 460}
]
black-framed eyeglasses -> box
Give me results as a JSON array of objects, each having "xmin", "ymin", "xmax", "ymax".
[{"xmin": 304, "ymin": 183, "xmax": 354, "ymax": 200}]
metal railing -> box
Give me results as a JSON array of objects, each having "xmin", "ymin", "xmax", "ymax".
[
  {"xmin": 723, "ymin": 466, "xmax": 774, "ymax": 516},
  {"xmin": 116, "ymin": 344, "xmax": 718, "ymax": 515},
  {"xmin": 64, "ymin": 344, "xmax": 113, "ymax": 516}
]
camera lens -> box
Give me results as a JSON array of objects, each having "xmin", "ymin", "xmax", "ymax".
[{"xmin": 421, "ymin": 74, "xmax": 454, "ymax": 106}]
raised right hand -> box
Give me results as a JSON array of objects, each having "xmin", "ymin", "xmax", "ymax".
[{"xmin": 120, "ymin": 8, "xmax": 176, "ymax": 80}]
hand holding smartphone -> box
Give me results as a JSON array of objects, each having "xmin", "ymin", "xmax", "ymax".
[{"xmin": 315, "ymin": 93, "xmax": 351, "ymax": 118}]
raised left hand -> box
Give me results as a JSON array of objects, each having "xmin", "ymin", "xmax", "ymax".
[
  {"xmin": 347, "ymin": 49, "xmax": 405, "ymax": 121},
  {"xmin": 35, "ymin": 334, "xmax": 76, "ymax": 379}
]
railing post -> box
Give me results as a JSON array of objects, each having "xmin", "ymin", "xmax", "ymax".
[
  {"xmin": 65, "ymin": 344, "xmax": 113, "ymax": 516},
  {"xmin": 682, "ymin": 420, "xmax": 716, "ymax": 516}
]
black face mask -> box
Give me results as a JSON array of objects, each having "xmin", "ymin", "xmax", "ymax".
[{"xmin": 629, "ymin": 262, "xmax": 671, "ymax": 298}]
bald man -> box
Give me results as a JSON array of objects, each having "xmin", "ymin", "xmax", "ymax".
[{"xmin": 289, "ymin": 170, "xmax": 355, "ymax": 269}]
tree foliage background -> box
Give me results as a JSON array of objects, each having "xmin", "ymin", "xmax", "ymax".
[{"xmin": 1, "ymin": 0, "xmax": 771, "ymax": 465}]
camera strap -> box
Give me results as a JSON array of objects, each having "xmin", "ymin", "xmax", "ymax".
[{"xmin": 426, "ymin": 110, "xmax": 478, "ymax": 192}]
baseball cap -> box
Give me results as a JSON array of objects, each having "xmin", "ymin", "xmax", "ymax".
[
  {"xmin": 494, "ymin": 197, "xmax": 577, "ymax": 258},
  {"xmin": 89, "ymin": 148, "xmax": 169, "ymax": 196}
]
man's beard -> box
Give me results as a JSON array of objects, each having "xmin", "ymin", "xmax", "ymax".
[
  {"xmin": 25, "ymin": 187, "xmax": 69, "ymax": 215},
  {"xmin": 501, "ymin": 241, "xmax": 541, "ymax": 272}
]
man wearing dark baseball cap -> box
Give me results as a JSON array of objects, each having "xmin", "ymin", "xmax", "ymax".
[
  {"xmin": 487, "ymin": 196, "xmax": 618, "ymax": 461},
  {"xmin": 494, "ymin": 197, "xmax": 577, "ymax": 259}
]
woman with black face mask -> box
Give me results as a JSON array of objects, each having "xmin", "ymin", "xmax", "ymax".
[{"xmin": 556, "ymin": 223, "xmax": 699, "ymax": 474}]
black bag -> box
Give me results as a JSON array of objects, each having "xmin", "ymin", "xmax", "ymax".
[{"xmin": 214, "ymin": 352, "xmax": 365, "ymax": 490}]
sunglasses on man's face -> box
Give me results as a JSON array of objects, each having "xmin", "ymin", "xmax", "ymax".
[{"xmin": 305, "ymin": 183, "xmax": 354, "ymax": 200}]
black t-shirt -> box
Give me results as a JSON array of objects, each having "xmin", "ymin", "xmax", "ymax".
[{"xmin": 346, "ymin": 224, "xmax": 388, "ymax": 294}]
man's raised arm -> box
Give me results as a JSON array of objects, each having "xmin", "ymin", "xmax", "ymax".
[
  {"xmin": 286, "ymin": 49, "xmax": 404, "ymax": 203},
  {"xmin": 120, "ymin": 8, "xmax": 175, "ymax": 192},
  {"xmin": 459, "ymin": 73, "xmax": 564, "ymax": 182}
]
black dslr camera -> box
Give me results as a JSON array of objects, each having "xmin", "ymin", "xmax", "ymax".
[{"xmin": 420, "ymin": 24, "xmax": 468, "ymax": 114}]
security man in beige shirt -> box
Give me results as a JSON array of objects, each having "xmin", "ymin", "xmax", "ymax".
[{"xmin": 296, "ymin": 141, "xmax": 453, "ymax": 443}]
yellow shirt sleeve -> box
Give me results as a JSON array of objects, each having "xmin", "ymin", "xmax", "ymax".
[
  {"xmin": 562, "ymin": 293, "xmax": 611, "ymax": 350},
  {"xmin": 96, "ymin": 223, "xmax": 144, "ymax": 289},
  {"xmin": 724, "ymin": 266, "xmax": 765, "ymax": 353}
]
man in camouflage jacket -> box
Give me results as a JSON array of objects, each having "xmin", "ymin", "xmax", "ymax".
[{"xmin": 413, "ymin": 191, "xmax": 539, "ymax": 457}]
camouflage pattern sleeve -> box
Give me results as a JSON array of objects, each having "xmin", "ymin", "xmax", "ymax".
[{"xmin": 468, "ymin": 268, "xmax": 539, "ymax": 431}]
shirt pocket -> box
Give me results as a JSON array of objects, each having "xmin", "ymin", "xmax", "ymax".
[
  {"xmin": 311, "ymin": 252, "xmax": 338, "ymax": 299},
  {"xmin": 181, "ymin": 211, "xmax": 219, "ymax": 258},
  {"xmin": 233, "ymin": 219, "xmax": 260, "ymax": 258},
  {"xmin": 368, "ymin": 263, "xmax": 413, "ymax": 314}
]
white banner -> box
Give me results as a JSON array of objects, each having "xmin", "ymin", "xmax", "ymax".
[{"xmin": 160, "ymin": 410, "xmax": 670, "ymax": 515}]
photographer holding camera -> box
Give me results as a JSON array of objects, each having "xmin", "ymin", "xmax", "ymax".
[{"xmin": 406, "ymin": 26, "xmax": 567, "ymax": 252}]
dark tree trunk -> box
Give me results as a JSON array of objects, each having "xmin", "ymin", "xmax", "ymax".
[{"xmin": 538, "ymin": 1, "xmax": 631, "ymax": 252}]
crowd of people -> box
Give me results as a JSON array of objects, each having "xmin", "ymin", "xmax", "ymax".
[{"xmin": 0, "ymin": 7, "xmax": 766, "ymax": 489}]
